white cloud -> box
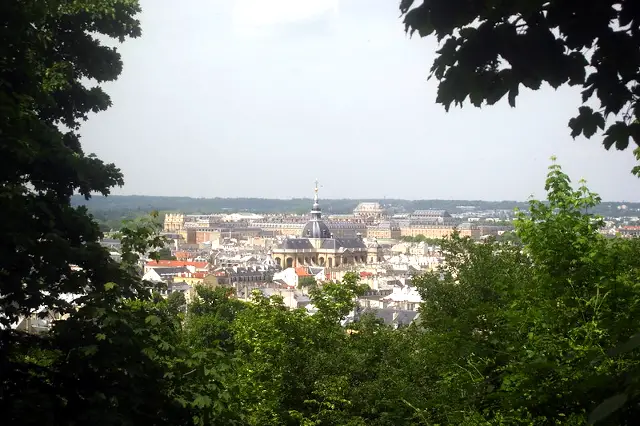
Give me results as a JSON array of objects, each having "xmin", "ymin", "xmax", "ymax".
[{"xmin": 232, "ymin": 0, "xmax": 339, "ymax": 37}]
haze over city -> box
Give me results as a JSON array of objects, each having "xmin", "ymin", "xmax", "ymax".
[{"xmin": 79, "ymin": 0, "xmax": 640, "ymax": 201}]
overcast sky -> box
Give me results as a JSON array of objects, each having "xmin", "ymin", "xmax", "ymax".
[{"xmin": 79, "ymin": 0, "xmax": 640, "ymax": 201}]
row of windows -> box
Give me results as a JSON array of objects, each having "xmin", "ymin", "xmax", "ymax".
[{"xmin": 274, "ymin": 256, "xmax": 374, "ymax": 268}]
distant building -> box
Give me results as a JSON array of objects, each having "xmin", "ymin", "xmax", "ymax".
[
  {"xmin": 164, "ymin": 213, "xmax": 185, "ymax": 232},
  {"xmin": 271, "ymin": 182, "xmax": 383, "ymax": 269},
  {"xmin": 354, "ymin": 202, "xmax": 384, "ymax": 219},
  {"xmin": 253, "ymin": 219, "xmax": 366, "ymax": 238},
  {"xmin": 410, "ymin": 209, "xmax": 454, "ymax": 224},
  {"xmin": 144, "ymin": 260, "xmax": 209, "ymax": 275},
  {"xmin": 618, "ymin": 226, "xmax": 640, "ymax": 238},
  {"xmin": 367, "ymin": 221, "xmax": 401, "ymax": 239}
]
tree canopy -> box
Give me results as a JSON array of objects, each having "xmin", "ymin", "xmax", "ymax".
[
  {"xmin": 297, "ymin": 275, "xmax": 318, "ymax": 290},
  {"xmin": 0, "ymin": 1, "xmax": 204, "ymax": 424},
  {"xmin": 0, "ymin": 0, "xmax": 141, "ymax": 328},
  {"xmin": 400, "ymin": 0, "xmax": 640, "ymax": 166}
]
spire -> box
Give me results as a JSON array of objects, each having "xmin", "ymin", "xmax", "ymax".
[
  {"xmin": 314, "ymin": 179, "xmax": 319, "ymax": 203},
  {"xmin": 303, "ymin": 179, "xmax": 330, "ymax": 239},
  {"xmin": 311, "ymin": 179, "xmax": 321, "ymax": 218}
]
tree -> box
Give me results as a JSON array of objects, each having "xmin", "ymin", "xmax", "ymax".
[
  {"xmin": 410, "ymin": 159, "xmax": 640, "ymax": 424},
  {"xmin": 1, "ymin": 214, "xmax": 199, "ymax": 425},
  {"xmin": 309, "ymin": 273, "xmax": 368, "ymax": 324},
  {"xmin": 497, "ymin": 230, "xmax": 522, "ymax": 245},
  {"xmin": 400, "ymin": 235, "xmax": 441, "ymax": 245},
  {"xmin": 167, "ymin": 290, "xmax": 187, "ymax": 315},
  {"xmin": 411, "ymin": 232, "xmax": 536, "ymax": 424},
  {"xmin": 297, "ymin": 275, "xmax": 318, "ymax": 290},
  {"xmin": 227, "ymin": 273, "xmax": 406, "ymax": 426},
  {"xmin": 0, "ymin": 0, "xmax": 141, "ymax": 328},
  {"xmin": 230, "ymin": 290, "xmax": 315, "ymax": 424},
  {"xmin": 158, "ymin": 247, "xmax": 177, "ymax": 260},
  {"xmin": 0, "ymin": 2, "xmax": 225, "ymax": 424},
  {"xmin": 399, "ymin": 1, "xmax": 640, "ymax": 166},
  {"xmin": 184, "ymin": 285, "xmax": 245, "ymax": 353}
]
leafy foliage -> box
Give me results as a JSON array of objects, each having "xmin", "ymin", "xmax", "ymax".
[
  {"xmin": 409, "ymin": 159, "xmax": 640, "ymax": 424},
  {"xmin": 297, "ymin": 275, "xmax": 318, "ymax": 290},
  {"xmin": 167, "ymin": 290, "xmax": 187, "ymax": 315},
  {"xmin": 0, "ymin": 2, "xmax": 233, "ymax": 424},
  {"xmin": 400, "ymin": 0, "xmax": 640, "ymax": 162},
  {"xmin": 0, "ymin": 0, "xmax": 141, "ymax": 326},
  {"xmin": 399, "ymin": 235, "xmax": 442, "ymax": 244}
]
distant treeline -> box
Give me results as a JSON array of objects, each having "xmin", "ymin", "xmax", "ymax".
[{"xmin": 72, "ymin": 195, "xmax": 638, "ymax": 228}]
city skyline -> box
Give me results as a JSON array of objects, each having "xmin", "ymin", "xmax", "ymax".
[{"xmin": 79, "ymin": 0, "xmax": 640, "ymax": 201}]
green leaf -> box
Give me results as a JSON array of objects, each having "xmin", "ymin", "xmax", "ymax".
[
  {"xmin": 607, "ymin": 333, "xmax": 640, "ymax": 357},
  {"xmin": 569, "ymin": 106, "xmax": 605, "ymax": 139},
  {"xmin": 603, "ymin": 121, "xmax": 630, "ymax": 150},
  {"xmin": 145, "ymin": 315, "xmax": 161, "ymax": 325},
  {"xmin": 588, "ymin": 393, "xmax": 628, "ymax": 424},
  {"xmin": 193, "ymin": 394, "xmax": 212, "ymax": 408},
  {"xmin": 81, "ymin": 345, "xmax": 99, "ymax": 356}
]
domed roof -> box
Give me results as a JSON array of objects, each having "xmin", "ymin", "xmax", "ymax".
[
  {"xmin": 302, "ymin": 179, "xmax": 331, "ymax": 239},
  {"xmin": 302, "ymin": 219, "xmax": 331, "ymax": 239}
]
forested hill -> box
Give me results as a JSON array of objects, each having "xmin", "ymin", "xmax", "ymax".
[
  {"xmin": 70, "ymin": 194, "xmax": 529, "ymax": 215},
  {"xmin": 71, "ymin": 194, "xmax": 636, "ymax": 216}
]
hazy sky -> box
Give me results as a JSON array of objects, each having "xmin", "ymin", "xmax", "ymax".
[{"xmin": 80, "ymin": 0, "xmax": 640, "ymax": 201}]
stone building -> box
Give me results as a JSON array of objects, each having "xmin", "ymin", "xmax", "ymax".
[
  {"xmin": 253, "ymin": 219, "xmax": 367, "ymax": 238},
  {"xmin": 354, "ymin": 202, "xmax": 384, "ymax": 219},
  {"xmin": 367, "ymin": 220, "xmax": 401, "ymax": 239},
  {"xmin": 409, "ymin": 209, "xmax": 453, "ymax": 222},
  {"xmin": 164, "ymin": 213, "xmax": 185, "ymax": 232},
  {"xmin": 398, "ymin": 222, "xmax": 481, "ymax": 239},
  {"xmin": 271, "ymin": 182, "xmax": 382, "ymax": 269}
]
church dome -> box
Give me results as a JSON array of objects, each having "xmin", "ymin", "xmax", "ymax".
[
  {"xmin": 303, "ymin": 218, "xmax": 331, "ymax": 239},
  {"xmin": 302, "ymin": 179, "xmax": 331, "ymax": 239}
]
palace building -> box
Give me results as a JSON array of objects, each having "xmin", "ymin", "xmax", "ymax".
[{"xmin": 271, "ymin": 181, "xmax": 382, "ymax": 269}]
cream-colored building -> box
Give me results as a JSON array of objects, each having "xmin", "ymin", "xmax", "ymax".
[
  {"xmin": 367, "ymin": 221, "xmax": 401, "ymax": 239},
  {"xmin": 164, "ymin": 213, "xmax": 185, "ymax": 232},
  {"xmin": 253, "ymin": 220, "xmax": 367, "ymax": 238},
  {"xmin": 399, "ymin": 223, "xmax": 480, "ymax": 240},
  {"xmin": 354, "ymin": 202, "xmax": 384, "ymax": 219}
]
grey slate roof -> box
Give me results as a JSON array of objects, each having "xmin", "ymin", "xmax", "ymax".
[
  {"xmin": 320, "ymin": 238, "xmax": 366, "ymax": 250},
  {"xmin": 169, "ymin": 282, "xmax": 192, "ymax": 292},
  {"xmin": 277, "ymin": 237, "xmax": 367, "ymax": 251},
  {"xmin": 302, "ymin": 218, "xmax": 331, "ymax": 238},
  {"xmin": 279, "ymin": 238, "xmax": 314, "ymax": 250},
  {"xmin": 411, "ymin": 209, "xmax": 452, "ymax": 218}
]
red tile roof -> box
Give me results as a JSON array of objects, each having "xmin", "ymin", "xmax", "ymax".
[
  {"xmin": 147, "ymin": 260, "xmax": 208, "ymax": 269},
  {"xmin": 295, "ymin": 266, "xmax": 312, "ymax": 277}
]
